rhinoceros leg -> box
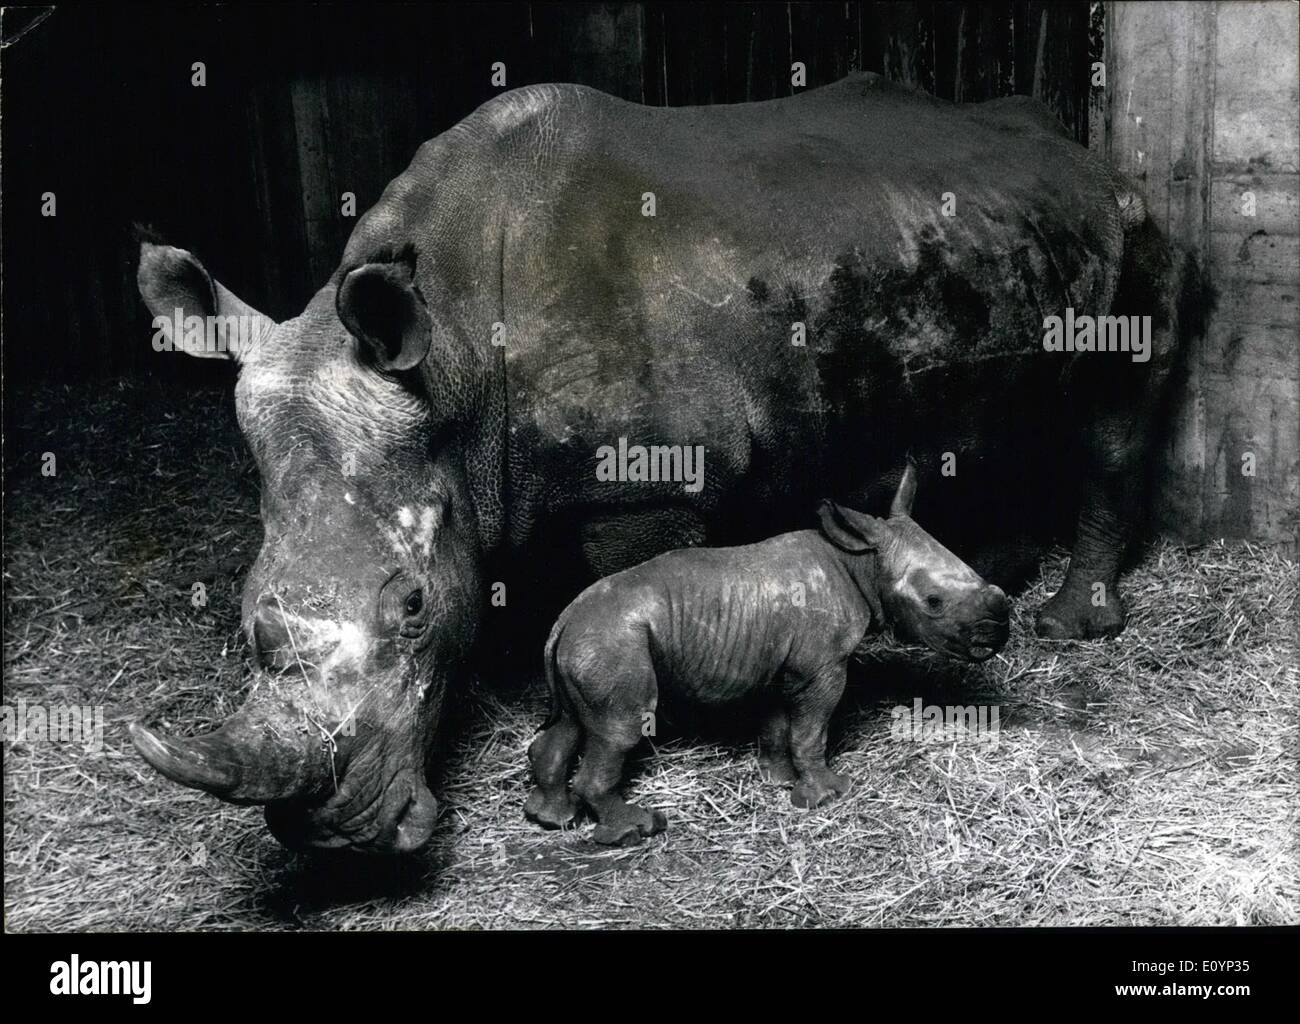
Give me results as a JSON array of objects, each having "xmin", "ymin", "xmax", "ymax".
[
  {"xmin": 757, "ymin": 706, "xmax": 797, "ymax": 784},
  {"xmin": 1036, "ymin": 219, "xmax": 1198, "ymax": 640},
  {"xmin": 788, "ymin": 666, "xmax": 851, "ymax": 809},
  {"xmin": 574, "ymin": 733, "xmax": 668, "ymax": 846},
  {"xmin": 524, "ymin": 717, "xmax": 581, "ymax": 829},
  {"xmin": 1036, "ymin": 479, "xmax": 1135, "ymax": 639},
  {"xmin": 559, "ymin": 654, "xmax": 667, "ymax": 845}
]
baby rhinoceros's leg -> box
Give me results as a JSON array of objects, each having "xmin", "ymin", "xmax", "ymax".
[
  {"xmin": 524, "ymin": 716, "xmax": 581, "ymax": 829},
  {"xmin": 786, "ymin": 664, "xmax": 851, "ymax": 810},
  {"xmin": 563, "ymin": 640, "xmax": 666, "ymax": 845},
  {"xmin": 574, "ymin": 732, "xmax": 667, "ymax": 846}
]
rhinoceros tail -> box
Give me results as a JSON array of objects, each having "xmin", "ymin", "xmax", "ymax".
[{"xmin": 540, "ymin": 608, "xmax": 570, "ymax": 730}]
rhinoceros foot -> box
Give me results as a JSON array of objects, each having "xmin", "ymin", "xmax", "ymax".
[
  {"xmin": 791, "ymin": 770, "xmax": 850, "ymax": 809},
  {"xmin": 1035, "ymin": 590, "xmax": 1127, "ymax": 640},
  {"xmin": 591, "ymin": 806, "xmax": 667, "ymax": 846},
  {"xmin": 758, "ymin": 755, "xmax": 798, "ymax": 785},
  {"xmin": 524, "ymin": 785, "xmax": 578, "ymax": 830}
]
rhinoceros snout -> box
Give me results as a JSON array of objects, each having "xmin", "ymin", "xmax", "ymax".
[
  {"xmin": 391, "ymin": 775, "xmax": 440, "ymax": 853},
  {"xmin": 250, "ymin": 594, "xmax": 344, "ymax": 673},
  {"xmin": 264, "ymin": 768, "xmax": 439, "ymax": 854},
  {"xmin": 980, "ymin": 585, "xmax": 1010, "ymax": 624},
  {"xmin": 250, "ymin": 595, "xmax": 293, "ymax": 670},
  {"xmin": 948, "ymin": 585, "xmax": 1011, "ymax": 661}
]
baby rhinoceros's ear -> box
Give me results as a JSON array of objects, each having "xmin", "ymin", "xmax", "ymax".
[{"xmin": 816, "ymin": 500, "xmax": 890, "ymax": 553}]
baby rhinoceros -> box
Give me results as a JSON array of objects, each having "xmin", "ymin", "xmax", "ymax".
[{"xmin": 525, "ymin": 461, "xmax": 1010, "ymax": 845}]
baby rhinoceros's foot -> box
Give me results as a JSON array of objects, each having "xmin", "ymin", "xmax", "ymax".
[
  {"xmin": 791, "ymin": 770, "xmax": 850, "ymax": 810},
  {"xmin": 524, "ymin": 786, "xmax": 578, "ymax": 830},
  {"xmin": 591, "ymin": 803, "xmax": 668, "ymax": 847}
]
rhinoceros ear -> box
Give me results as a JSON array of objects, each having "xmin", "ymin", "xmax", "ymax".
[
  {"xmin": 337, "ymin": 261, "xmax": 432, "ymax": 373},
  {"xmin": 817, "ymin": 500, "xmax": 889, "ymax": 553},
  {"xmin": 889, "ymin": 456, "xmax": 919, "ymax": 517},
  {"xmin": 137, "ymin": 242, "xmax": 273, "ymax": 362}
]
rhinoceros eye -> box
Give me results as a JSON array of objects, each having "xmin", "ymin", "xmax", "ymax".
[
  {"xmin": 404, "ymin": 589, "xmax": 424, "ymax": 617},
  {"xmin": 925, "ymin": 595, "xmax": 945, "ymax": 613}
]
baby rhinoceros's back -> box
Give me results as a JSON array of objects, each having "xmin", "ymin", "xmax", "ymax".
[{"xmin": 552, "ymin": 530, "xmax": 873, "ymax": 708}]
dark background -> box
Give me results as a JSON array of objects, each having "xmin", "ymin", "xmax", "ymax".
[{"xmin": 2, "ymin": 1, "xmax": 1097, "ymax": 386}]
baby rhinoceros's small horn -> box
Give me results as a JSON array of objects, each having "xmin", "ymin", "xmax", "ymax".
[{"xmin": 889, "ymin": 457, "xmax": 919, "ymax": 517}]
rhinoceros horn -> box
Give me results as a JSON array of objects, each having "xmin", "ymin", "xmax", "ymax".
[{"xmin": 129, "ymin": 705, "xmax": 333, "ymax": 804}]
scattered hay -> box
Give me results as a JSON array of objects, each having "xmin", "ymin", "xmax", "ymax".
[{"xmin": 4, "ymin": 380, "xmax": 1296, "ymax": 930}]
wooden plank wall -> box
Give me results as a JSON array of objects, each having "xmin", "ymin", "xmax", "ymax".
[{"xmin": 1106, "ymin": 1, "xmax": 1299, "ymax": 547}]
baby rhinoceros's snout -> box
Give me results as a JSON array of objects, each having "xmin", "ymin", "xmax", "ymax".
[{"xmin": 953, "ymin": 584, "xmax": 1011, "ymax": 662}]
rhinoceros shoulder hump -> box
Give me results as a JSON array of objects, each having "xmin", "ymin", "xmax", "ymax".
[{"xmin": 468, "ymin": 83, "xmax": 606, "ymax": 138}]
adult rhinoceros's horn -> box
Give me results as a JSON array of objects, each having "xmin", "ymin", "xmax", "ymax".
[{"xmin": 129, "ymin": 709, "xmax": 332, "ymax": 804}]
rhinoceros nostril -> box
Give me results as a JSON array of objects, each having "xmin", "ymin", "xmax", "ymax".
[{"xmin": 252, "ymin": 595, "xmax": 293, "ymax": 669}]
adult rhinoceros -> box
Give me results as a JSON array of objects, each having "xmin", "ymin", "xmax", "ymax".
[{"xmin": 131, "ymin": 73, "xmax": 1202, "ymax": 853}]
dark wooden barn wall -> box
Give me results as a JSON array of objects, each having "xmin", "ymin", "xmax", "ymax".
[
  {"xmin": 14, "ymin": 4, "xmax": 1294, "ymax": 545},
  {"xmin": 1105, "ymin": 2, "xmax": 1299, "ymax": 547},
  {"xmin": 4, "ymin": 2, "xmax": 1093, "ymax": 385}
]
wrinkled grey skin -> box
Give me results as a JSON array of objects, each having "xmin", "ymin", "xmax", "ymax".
[
  {"xmin": 131, "ymin": 73, "xmax": 1199, "ymax": 854},
  {"xmin": 131, "ymin": 261, "xmax": 484, "ymax": 852},
  {"xmin": 525, "ymin": 462, "xmax": 1009, "ymax": 844}
]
